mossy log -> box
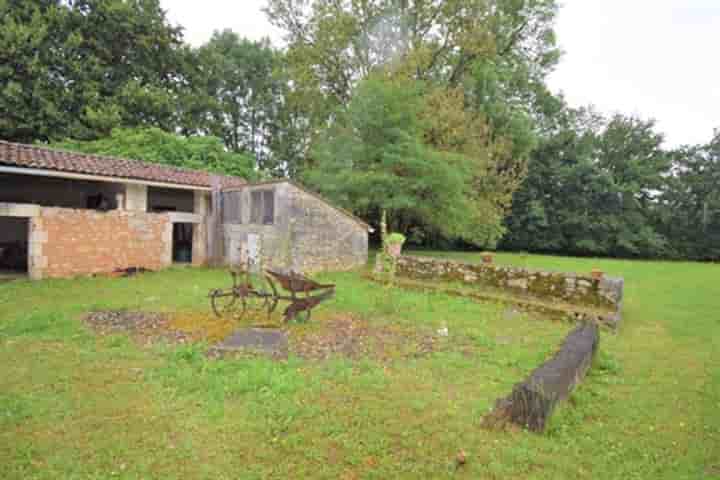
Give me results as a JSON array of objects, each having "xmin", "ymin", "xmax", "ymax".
[{"xmin": 485, "ymin": 322, "xmax": 599, "ymax": 432}]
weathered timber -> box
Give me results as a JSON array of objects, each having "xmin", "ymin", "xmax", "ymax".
[{"xmin": 485, "ymin": 322, "xmax": 599, "ymax": 432}]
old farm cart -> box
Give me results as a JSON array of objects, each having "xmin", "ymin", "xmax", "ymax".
[{"xmin": 209, "ymin": 266, "xmax": 335, "ymax": 322}]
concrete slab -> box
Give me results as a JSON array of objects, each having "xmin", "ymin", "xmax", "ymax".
[{"xmin": 213, "ymin": 328, "xmax": 288, "ymax": 355}]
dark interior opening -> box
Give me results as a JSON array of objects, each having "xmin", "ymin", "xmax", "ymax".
[
  {"xmin": 172, "ymin": 223, "xmax": 193, "ymax": 264},
  {"xmin": 0, "ymin": 172, "xmax": 121, "ymax": 210},
  {"xmin": 0, "ymin": 217, "xmax": 29, "ymax": 277},
  {"xmin": 148, "ymin": 187, "xmax": 194, "ymax": 213}
]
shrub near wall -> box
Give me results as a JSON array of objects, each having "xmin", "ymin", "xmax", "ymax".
[{"xmin": 396, "ymin": 255, "xmax": 624, "ymax": 328}]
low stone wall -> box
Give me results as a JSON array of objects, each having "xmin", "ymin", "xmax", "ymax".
[
  {"xmin": 31, "ymin": 207, "xmax": 172, "ymax": 279},
  {"xmin": 484, "ymin": 322, "xmax": 599, "ymax": 432},
  {"xmin": 396, "ymin": 255, "xmax": 624, "ymax": 328}
]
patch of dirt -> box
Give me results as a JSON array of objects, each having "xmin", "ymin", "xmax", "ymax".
[
  {"xmin": 167, "ymin": 312, "xmax": 237, "ymax": 343},
  {"xmin": 84, "ymin": 310, "xmax": 450, "ymax": 362},
  {"xmin": 290, "ymin": 315, "xmax": 440, "ymax": 361},
  {"xmin": 83, "ymin": 310, "xmax": 235, "ymax": 346}
]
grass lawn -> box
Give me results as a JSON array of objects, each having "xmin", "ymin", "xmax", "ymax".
[{"xmin": 1, "ymin": 252, "xmax": 718, "ymax": 479}]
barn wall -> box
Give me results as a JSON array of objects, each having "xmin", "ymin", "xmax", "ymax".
[
  {"xmin": 286, "ymin": 184, "xmax": 368, "ymax": 273},
  {"xmin": 30, "ymin": 207, "xmax": 172, "ymax": 279},
  {"xmin": 221, "ymin": 182, "xmax": 368, "ymax": 273}
]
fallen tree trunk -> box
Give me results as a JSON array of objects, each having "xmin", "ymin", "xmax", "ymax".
[{"xmin": 484, "ymin": 322, "xmax": 599, "ymax": 433}]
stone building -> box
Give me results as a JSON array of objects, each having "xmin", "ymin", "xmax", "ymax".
[
  {"xmin": 221, "ymin": 181, "xmax": 370, "ymax": 273},
  {"xmin": 0, "ymin": 141, "xmax": 370, "ymax": 280}
]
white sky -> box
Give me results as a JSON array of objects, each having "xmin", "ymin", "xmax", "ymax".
[{"xmin": 161, "ymin": 0, "xmax": 720, "ymax": 147}]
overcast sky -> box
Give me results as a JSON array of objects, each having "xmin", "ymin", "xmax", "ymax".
[{"xmin": 161, "ymin": 0, "xmax": 719, "ymax": 147}]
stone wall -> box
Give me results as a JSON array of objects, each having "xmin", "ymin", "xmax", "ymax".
[
  {"xmin": 396, "ymin": 255, "xmax": 624, "ymax": 328},
  {"xmin": 30, "ymin": 207, "xmax": 172, "ymax": 279},
  {"xmin": 222, "ymin": 182, "xmax": 368, "ymax": 273},
  {"xmin": 286, "ymin": 184, "xmax": 368, "ymax": 273}
]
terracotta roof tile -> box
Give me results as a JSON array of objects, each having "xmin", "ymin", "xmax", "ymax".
[{"xmin": 0, "ymin": 140, "xmax": 246, "ymax": 188}]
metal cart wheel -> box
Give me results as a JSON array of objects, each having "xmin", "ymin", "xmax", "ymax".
[{"xmin": 210, "ymin": 289, "xmax": 238, "ymax": 317}]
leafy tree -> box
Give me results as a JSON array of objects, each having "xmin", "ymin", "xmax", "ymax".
[
  {"xmin": 0, "ymin": 0, "xmax": 191, "ymax": 143},
  {"xmin": 266, "ymin": 0, "xmax": 559, "ymax": 103},
  {"xmin": 305, "ymin": 75, "xmax": 509, "ymax": 246},
  {"xmin": 503, "ymin": 108, "xmax": 671, "ymax": 257},
  {"xmin": 49, "ymin": 127, "xmax": 256, "ymax": 180},
  {"xmin": 660, "ymin": 131, "xmax": 720, "ymax": 259},
  {"xmin": 194, "ymin": 32, "xmax": 284, "ymax": 170},
  {"xmin": 265, "ymin": 0, "xmax": 560, "ymax": 173}
]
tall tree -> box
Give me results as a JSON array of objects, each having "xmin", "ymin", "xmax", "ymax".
[
  {"xmin": 305, "ymin": 75, "xmax": 511, "ymax": 247},
  {"xmin": 0, "ymin": 0, "xmax": 191, "ymax": 143},
  {"xmin": 660, "ymin": 131, "xmax": 720, "ymax": 260},
  {"xmin": 194, "ymin": 31, "xmax": 284, "ymax": 171},
  {"xmin": 503, "ymin": 108, "xmax": 671, "ymax": 257},
  {"xmin": 265, "ymin": 0, "xmax": 560, "ymax": 170}
]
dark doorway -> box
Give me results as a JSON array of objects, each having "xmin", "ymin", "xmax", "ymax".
[
  {"xmin": 172, "ymin": 223, "xmax": 193, "ymax": 264},
  {"xmin": 0, "ymin": 217, "xmax": 29, "ymax": 279}
]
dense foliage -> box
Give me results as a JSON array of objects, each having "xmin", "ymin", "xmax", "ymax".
[
  {"xmin": 0, "ymin": 0, "xmax": 717, "ymax": 258},
  {"xmin": 306, "ymin": 77, "xmax": 474, "ymax": 242},
  {"xmin": 659, "ymin": 132, "xmax": 720, "ymax": 260},
  {"xmin": 0, "ymin": 0, "xmax": 190, "ymax": 142},
  {"xmin": 502, "ymin": 105, "xmax": 719, "ymax": 259},
  {"xmin": 50, "ymin": 128, "xmax": 256, "ymax": 180}
]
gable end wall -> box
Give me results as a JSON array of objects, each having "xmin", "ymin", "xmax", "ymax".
[
  {"xmin": 221, "ymin": 182, "xmax": 368, "ymax": 273},
  {"xmin": 286, "ymin": 184, "xmax": 368, "ymax": 273}
]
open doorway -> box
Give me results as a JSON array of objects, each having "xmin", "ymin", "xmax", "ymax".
[
  {"xmin": 172, "ymin": 223, "xmax": 194, "ymax": 264},
  {"xmin": 0, "ymin": 217, "xmax": 29, "ymax": 280}
]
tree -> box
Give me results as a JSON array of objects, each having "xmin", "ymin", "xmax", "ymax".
[
  {"xmin": 0, "ymin": 0, "xmax": 191, "ymax": 143},
  {"xmin": 266, "ymin": 0, "xmax": 559, "ymax": 101},
  {"xmin": 49, "ymin": 127, "xmax": 256, "ymax": 180},
  {"xmin": 660, "ymin": 131, "xmax": 720, "ymax": 260},
  {"xmin": 304, "ymin": 75, "xmax": 509, "ymax": 246},
  {"xmin": 194, "ymin": 31, "xmax": 285, "ymax": 171},
  {"xmin": 265, "ymin": 0, "xmax": 561, "ymax": 173},
  {"xmin": 503, "ymin": 108, "xmax": 671, "ymax": 258}
]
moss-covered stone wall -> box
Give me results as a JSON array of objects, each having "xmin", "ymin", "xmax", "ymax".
[{"xmin": 396, "ymin": 255, "xmax": 624, "ymax": 328}]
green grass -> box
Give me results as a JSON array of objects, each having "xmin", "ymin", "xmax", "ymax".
[{"xmin": 0, "ymin": 254, "xmax": 718, "ymax": 479}]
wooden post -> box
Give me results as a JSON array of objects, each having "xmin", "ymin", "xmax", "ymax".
[{"xmin": 484, "ymin": 322, "xmax": 599, "ymax": 432}]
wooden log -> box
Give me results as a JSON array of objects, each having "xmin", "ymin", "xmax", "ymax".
[{"xmin": 485, "ymin": 322, "xmax": 599, "ymax": 432}]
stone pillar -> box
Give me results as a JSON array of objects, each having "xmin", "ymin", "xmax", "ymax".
[
  {"xmin": 193, "ymin": 191, "xmax": 209, "ymax": 216},
  {"xmin": 207, "ymin": 177, "xmax": 225, "ymax": 267},
  {"xmin": 28, "ymin": 216, "xmax": 47, "ymax": 280},
  {"xmin": 161, "ymin": 220, "xmax": 173, "ymax": 267},
  {"xmin": 192, "ymin": 191, "xmax": 210, "ymax": 266},
  {"xmin": 124, "ymin": 184, "xmax": 147, "ymax": 212}
]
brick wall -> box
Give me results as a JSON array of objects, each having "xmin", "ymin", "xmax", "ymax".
[{"xmin": 31, "ymin": 207, "xmax": 172, "ymax": 279}]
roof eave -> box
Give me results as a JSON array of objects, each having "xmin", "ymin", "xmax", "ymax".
[{"xmin": 0, "ymin": 165, "xmax": 212, "ymax": 191}]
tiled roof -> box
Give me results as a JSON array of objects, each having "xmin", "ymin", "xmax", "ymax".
[{"xmin": 0, "ymin": 140, "xmax": 246, "ymax": 189}]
